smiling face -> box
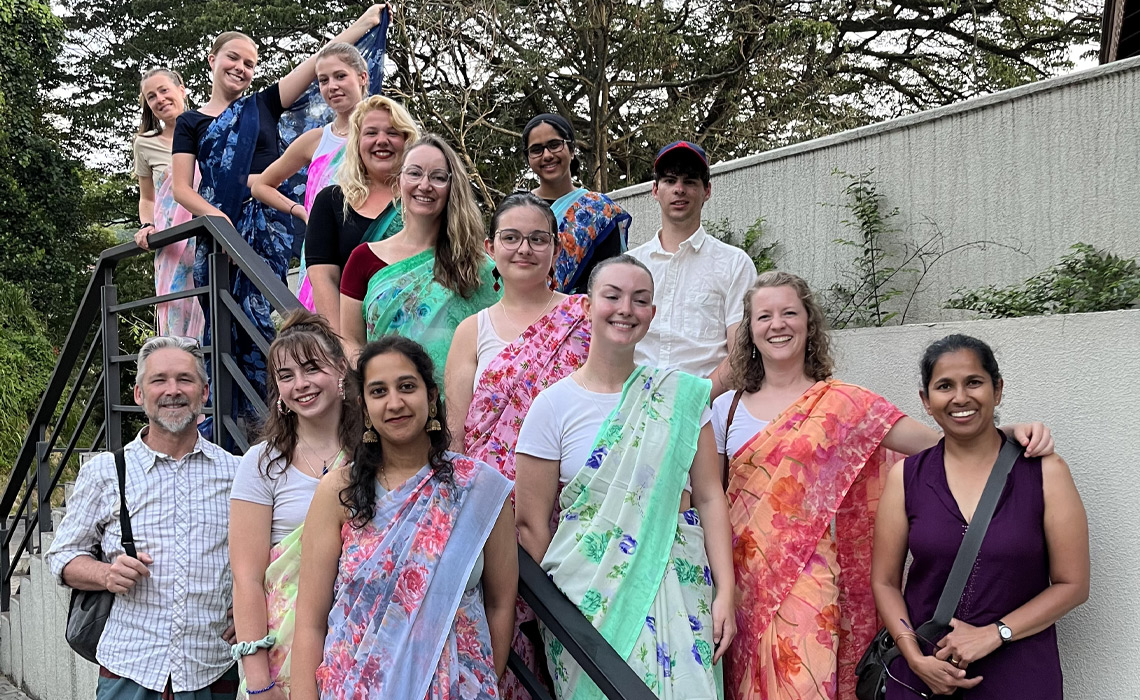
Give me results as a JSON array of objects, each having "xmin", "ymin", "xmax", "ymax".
[
  {"xmin": 209, "ymin": 38, "xmax": 257, "ymax": 96},
  {"xmin": 921, "ymin": 349, "xmax": 1003, "ymax": 441},
  {"xmin": 487, "ymin": 205, "xmax": 558, "ymax": 289},
  {"xmin": 526, "ymin": 121, "xmax": 572, "ymax": 187},
  {"xmin": 748, "ymin": 285, "xmax": 810, "ymax": 368},
  {"xmin": 399, "ymin": 144, "xmax": 450, "ymax": 220},
  {"xmin": 652, "ymin": 167, "xmax": 710, "ymax": 227},
  {"xmin": 141, "ymin": 73, "xmax": 186, "ymax": 124},
  {"xmin": 585, "ymin": 262, "xmax": 655, "ymax": 349},
  {"xmin": 359, "ymin": 109, "xmax": 407, "ymax": 181},
  {"xmin": 272, "ymin": 348, "xmax": 343, "ymax": 422},
  {"xmin": 362, "ymin": 351, "xmax": 434, "ymax": 447},
  {"xmin": 134, "ymin": 347, "xmax": 208, "ymax": 434},
  {"xmin": 317, "ymin": 55, "xmax": 367, "ymax": 115}
]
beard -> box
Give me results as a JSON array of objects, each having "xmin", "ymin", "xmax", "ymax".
[{"xmin": 149, "ymin": 399, "xmax": 201, "ymax": 433}]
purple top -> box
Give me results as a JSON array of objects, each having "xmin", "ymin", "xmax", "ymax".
[{"xmin": 886, "ymin": 434, "xmax": 1062, "ymax": 699}]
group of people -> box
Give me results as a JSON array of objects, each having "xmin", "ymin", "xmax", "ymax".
[{"xmin": 49, "ymin": 6, "xmax": 1091, "ymax": 700}]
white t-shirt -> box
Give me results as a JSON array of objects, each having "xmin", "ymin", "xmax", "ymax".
[
  {"xmin": 230, "ymin": 441, "xmax": 322, "ymax": 545},
  {"xmin": 474, "ymin": 308, "xmax": 510, "ymax": 390},
  {"xmin": 712, "ymin": 391, "xmax": 770, "ymax": 458},
  {"xmin": 516, "ymin": 375, "xmax": 710, "ymax": 492}
]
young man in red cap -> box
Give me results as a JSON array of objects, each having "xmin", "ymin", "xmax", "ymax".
[{"xmin": 628, "ymin": 141, "xmax": 756, "ymax": 398}]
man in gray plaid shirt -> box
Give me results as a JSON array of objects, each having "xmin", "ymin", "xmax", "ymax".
[{"xmin": 47, "ymin": 337, "xmax": 241, "ymax": 700}]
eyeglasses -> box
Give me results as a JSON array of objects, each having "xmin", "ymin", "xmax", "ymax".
[
  {"xmin": 401, "ymin": 166, "xmax": 451, "ymax": 187},
  {"xmin": 526, "ymin": 138, "xmax": 569, "ymax": 158},
  {"xmin": 495, "ymin": 229, "xmax": 555, "ymax": 251},
  {"xmin": 885, "ymin": 620, "xmax": 937, "ymax": 698}
]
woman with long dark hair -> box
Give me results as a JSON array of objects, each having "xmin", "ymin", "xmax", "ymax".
[
  {"xmin": 871, "ymin": 334, "xmax": 1088, "ymax": 699},
  {"xmin": 292, "ymin": 337, "xmax": 516, "ymax": 700},
  {"xmin": 229, "ymin": 310, "xmax": 359, "ymax": 699}
]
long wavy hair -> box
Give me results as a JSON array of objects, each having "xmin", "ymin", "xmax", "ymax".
[
  {"xmin": 338, "ymin": 96, "xmax": 420, "ymax": 214},
  {"xmin": 136, "ymin": 68, "xmax": 186, "ymax": 136},
  {"xmin": 258, "ymin": 310, "xmax": 359, "ymax": 477},
  {"xmin": 341, "ymin": 336, "xmax": 454, "ymax": 528},
  {"xmin": 400, "ymin": 134, "xmax": 488, "ymax": 298},
  {"xmin": 730, "ymin": 270, "xmax": 835, "ymax": 392}
]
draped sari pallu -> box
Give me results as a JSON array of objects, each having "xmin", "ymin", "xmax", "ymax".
[
  {"xmin": 295, "ymin": 146, "xmax": 346, "ymax": 311},
  {"xmin": 237, "ymin": 525, "xmax": 304, "ymax": 698},
  {"xmin": 363, "ymin": 252, "xmax": 500, "ymax": 384},
  {"xmin": 463, "ymin": 295, "xmax": 590, "ymax": 700},
  {"xmin": 550, "ymin": 189, "xmax": 631, "ymax": 293},
  {"xmin": 299, "ymin": 203, "xmax": 402, "ymax": 312},
  {"xmin": 542, "ymin": 367, "xmax": 723, "ymax": 700},
  {"xmin": 316, "ymin": 456, "xmax": 513, "ymax": 700},
  {"xmin": 725, "ymin": 381, "xmax": 903, "ymax": 700},
  {"xmin": 153, "ymin": 166, "xmax": 206, "ymax": 339}
]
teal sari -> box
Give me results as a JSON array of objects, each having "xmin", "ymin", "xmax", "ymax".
[
  {"xmin": 541, "ymin": 367, "xmax": 723, "ymax": 699},
  {"xmin": 362, "ymin": 250, "xmax": 499, "ymax": 382}
]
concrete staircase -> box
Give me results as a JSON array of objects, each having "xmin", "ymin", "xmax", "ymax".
[{"xmin": 0, "ymin": 531, "xmax": 98, "ymax": 700}]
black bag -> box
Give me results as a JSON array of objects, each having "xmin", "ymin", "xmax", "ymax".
[
  {"xmin": 854, "ymin": 438, "xmax": 1022, "ymax": 700},
  {"xmin": 65, "ymin": 448, "xmax": 136, "ymax": 664}
]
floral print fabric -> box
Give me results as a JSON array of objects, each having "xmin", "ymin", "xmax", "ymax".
[
  {"xmin": 463, "ymin": 295, "xmax": 590, "ymax": 700},
  {"xmin": 362, "ymin": 249, "xmax": 499, "ymax": 387},
  {"xmin": 316, "ymin": 455, "xmax": 513, "ymax": 700},
  {"xmin": 238, "ymin": 524, "xmax": 304, "ymax": 698},
  {"xmin": 153, "ymin": 166, "xmax": 206, "ymax": 339},
  {"xmin": 541, "ymin": 367, "xmax": 723, "ymax": 699},
  {"xmin": 725, "ymin": 381, "xmax": 903, "ymax": 700},
  {"xmin": 549, "ymin": 189, "xmax": 631, "ymax": 293}
]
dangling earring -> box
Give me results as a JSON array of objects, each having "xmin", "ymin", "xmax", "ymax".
[
  {"xmin": 547, "ymin": 268, "xmax": 556, "ymax": 291},
  {"xmin": 277, "ymin": 399, "xmax": 292, "ymax": 415},
  {"xmin": 426, "ymin": 403, "xmax": 442, "ymax": 432},
  {"xmin": 492, "ymin": 267, "xmax": 501, "ymax": 293},
  {"xmin": 807, "ymin": 340, "xmax": 814, "ymax": 358},
  {"xmin": 338, "ymin": 376, "xmax": 346, "ymax": 400},
  {"xmin": 363, "ymin": 418, "xmax": 379, "ymax": 443},
  {"xmin": 751, "ymin": 346, "xmax": 757, "ymax": 360}
]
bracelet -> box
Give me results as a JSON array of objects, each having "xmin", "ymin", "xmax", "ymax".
[
  {"xmin": 289, "ymin": 203, "xmax": 300, "ymax": 217},
  {"xmin": 140, "ymin": 222, "xmax": 155, "ymax": 229},
  {"xmin": 247, "ymin": 682, "xmax": 276, "ymax": 695},
  {"xmin": 893, "ymin": 632, "xmax": 918, "ymax": 645},
  {"xmin": 231, "ymin": 634, "xmax": 276, "ymax": 660}
]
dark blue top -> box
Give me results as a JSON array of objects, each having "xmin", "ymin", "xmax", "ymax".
[
  {"xmin": 885, "ymin": 434, "xmax": 1062, "ymax": 699},
  {"xmin": 171, "ymin": 84, "xmax": 285, "ymax": 174}
]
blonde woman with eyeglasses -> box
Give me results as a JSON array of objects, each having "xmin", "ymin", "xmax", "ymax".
[{"xmin": 338, "ymin": 134, "xmax": 499, "ymax": 381}]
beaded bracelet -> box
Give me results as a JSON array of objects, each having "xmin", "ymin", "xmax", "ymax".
[
  {"xmin": 231, "ymin": 634, "xmax": 276, "ymax": 661},
  {"xmin": 248, "ymin": 682, "xmax": 276, "ymax": 695}
]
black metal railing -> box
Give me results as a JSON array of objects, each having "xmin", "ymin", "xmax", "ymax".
[{"xmin": 1, "ymin": 215, "xmax": 654, "ymax": 698}]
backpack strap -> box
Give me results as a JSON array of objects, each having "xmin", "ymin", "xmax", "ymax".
[{"xmin": 721, "ymin": 390, "xmax": 744, "ymax": 491}]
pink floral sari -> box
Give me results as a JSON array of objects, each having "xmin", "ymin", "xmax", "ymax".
[
  {"xmin": 463, "ymin": 294, "xmax": 590, "ymax": 700},
  {"xmin": 726, "ymin": 381, "xmax": 903, "ymax": 700},
  {"xmin": 153, "ymin": 167, "xmax": 206, "ymax": 338},
  {"xmin": 316, "ymin": 455, "xmax": 512, "ymax": 700}
]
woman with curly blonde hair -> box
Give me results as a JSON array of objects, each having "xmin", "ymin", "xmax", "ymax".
[
  {"xmin": 339, "ymin": 133, "xmax": 499, "ymax": 380},
  {"xmin": 716, "ymin": 270, "xmax": 1056, "ymax": 700}
]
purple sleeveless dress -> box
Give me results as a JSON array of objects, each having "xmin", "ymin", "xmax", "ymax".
[{"xmin": 885, "ymin": 435, "xmax": 1063, "ymax": 699}]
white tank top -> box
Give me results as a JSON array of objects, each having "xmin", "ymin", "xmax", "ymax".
[
  {"xmin": 313, "ymin": 123, "xmax": 347, "ymax": 161},
  {"xmin": 473, "ymin": 308, "xmax": 511, "ymax": 391}
]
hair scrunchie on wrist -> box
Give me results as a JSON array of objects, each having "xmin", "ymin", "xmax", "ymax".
[{"xmin": 231, "ymin": 633, "xmax": 276, "ymax": 661}]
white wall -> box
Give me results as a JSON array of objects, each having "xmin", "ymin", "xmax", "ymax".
[
  {"xmin": 831, "ymin": 309, "xmax": 1140, "ymax": 699},
  {"xmin": 611, "ymin": 57, "xmax": 1140, "ymax": 324}
]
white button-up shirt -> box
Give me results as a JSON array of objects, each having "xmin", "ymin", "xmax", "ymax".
[
  {"xmin": 47, "ymin": 431, "xmax": 238, "ymax": 692},
  {"xmin": 629, "ymin": 225, "xmax": 757, "ymax": 378}
]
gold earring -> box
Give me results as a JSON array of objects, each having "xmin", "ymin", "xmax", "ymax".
[
  {"xmin": 363, "ymin": 418, "xmax": 379, "ymax": 443},
  {"xmin": 426, "ymin": 403, "xmax": 442, "ymax": 433}
]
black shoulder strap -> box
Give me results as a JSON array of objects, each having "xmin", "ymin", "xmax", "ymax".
[
  {"xmin": 721, "ymin": 390, "xmax": 744, "ymax": 491},
  {"xmin": 927, "ymin": 438, "xmax": 1023, "ymax": 628},
  {"xmin": 113, "ymin": 449, "xmax": 138, "ymax": 560}
]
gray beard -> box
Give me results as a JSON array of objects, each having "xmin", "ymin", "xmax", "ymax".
[{"xmin": 150, "ymin": 407, "xmax": 199, "ymax": 434}]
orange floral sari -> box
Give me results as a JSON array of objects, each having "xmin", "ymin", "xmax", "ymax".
[{"xmin": 726, "ymin": 381, "xmax": 903, "ymax": 700}]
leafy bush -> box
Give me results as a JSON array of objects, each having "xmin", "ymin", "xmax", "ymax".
[
  {"xmin": 0, "ymin": 281, "xmax": 56, "ymax": 481},
  {"xmin": 946, "ymin": 243, "xmax": 1140, "ymax": 318},
  {"xmin": 705, "ymin": 217, "xmax": 778, "ymax": 274}
]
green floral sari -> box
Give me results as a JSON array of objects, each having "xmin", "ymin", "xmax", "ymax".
[
  {"xmin": 541, "ymin": 366, "xmax": 723, "ymax": 699},
  {"xmin": 362, "ymin": 249, "xmax": 498, "ymax": 383}
]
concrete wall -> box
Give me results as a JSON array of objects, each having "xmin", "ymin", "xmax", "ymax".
[
  {"xmin": 831, "ymin": 309, "xmax": 1140, "ymax": 699},
  {"xmin": 610, "ymin": 56, "xmax": 1140, "ymax": 323}
]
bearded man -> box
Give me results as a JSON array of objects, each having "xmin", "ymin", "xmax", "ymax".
[{"xmin": 47, "ymin": 336, "xmax": 242, "ymax": 700}]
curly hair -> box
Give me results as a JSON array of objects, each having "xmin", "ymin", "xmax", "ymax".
[
  {"xmin": 341, "ymin": 336, "xmax": 454, "ymax": 528},
  {"xmin": 338, "ymin": 95, "xmax": 421, "ymax": 215},
  {"xmin": 399, "ymin": 134, "xmax": 488, "ymax": 298},
  {"xmin": 730, "ymin": 270, "xmax": 835, "ymax": 392},
  {"xmin": 258, "ymin": 310, "xmax": 360, "ymax": 477}
]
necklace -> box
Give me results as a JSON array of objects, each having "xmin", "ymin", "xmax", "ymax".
[
  {"xmin": 296, "ymin": 435, "xmax": 340, "ymax": 478},
  {"xmin": 330, "ymin": 121, "xmax": 349, "ymax": 138},
  {"xmin": 574, "ymin": 370, "xmax": 620, "ymax": 420},
  {"xmin": 497, "ymin": 291, "xmax": 557, "ymax": 334}
]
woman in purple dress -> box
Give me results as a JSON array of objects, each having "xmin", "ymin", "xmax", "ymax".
[{"xmin": 871, "ymin": 334, "xmax": 1089, "ymax": 698}]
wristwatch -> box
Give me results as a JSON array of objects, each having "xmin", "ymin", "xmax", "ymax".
[{"xmin": 996, "ymin": 620, "xmax": 1013, "ymax": 644}]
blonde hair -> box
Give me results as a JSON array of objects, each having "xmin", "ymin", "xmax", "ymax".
[
  {"xmin": 730, "ymin": 270, "xmax": 834, "ymax": 392},
  {"xmin": 136, "ymin": 68, "xmax": 185, "ymax": 136},
  {"xmin": 210, "ymin": 31, "xmax": 255, "ymax": 56},
  {"xmin": 338, "ymin": 96, "xmax": 420, "ymax": 213},
  {"xmin": 315, "ymin": 42, "xmax": 367, "ymax": 76},
  {"xmin": 401, "ymin": 134, "xmax": 487, "ymax": 298}
]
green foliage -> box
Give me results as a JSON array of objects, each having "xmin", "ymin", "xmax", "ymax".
[
  {"xmin": 706, "ymin": 217, "xmax": 778, "ymax": 274},
  {"xmin": 946, "ymin": 244, "xmax": 1140, "ymax": 318},
  {"xmin": 0, "ymin": 280, "xmax": 56, "ymax": 481}
]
